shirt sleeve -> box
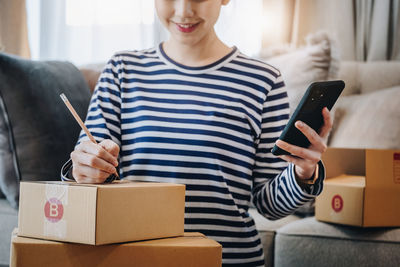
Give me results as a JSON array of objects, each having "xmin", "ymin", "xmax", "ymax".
[
  {"xmin": 77, "ymin": 55, "xmax": 123, "ymax": 146},
  {"xmin": 251, "ymin": 73, "xmax": 325, "ymax": 220}
]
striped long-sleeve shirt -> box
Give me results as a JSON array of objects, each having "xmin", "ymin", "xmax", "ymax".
[{"xmin": 64, "ymin": 44, "xmax": 324, "ymax": 266}]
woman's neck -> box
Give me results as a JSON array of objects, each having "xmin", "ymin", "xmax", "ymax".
[{"xmin": 163, "ymin": 31, "xmax": 232, "ymax": 67}]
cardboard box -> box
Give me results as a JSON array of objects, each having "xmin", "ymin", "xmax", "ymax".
[
  {"xmin": 10, "ymin": 230, "xmax": 222, "ymax": 267},
  {"xmin": 316, "ymin": 148, "xmax": 400, "ymax": 227},
  {"xmin": 18, "ymin": 180, "xmax": 185, "ymax": 244}
]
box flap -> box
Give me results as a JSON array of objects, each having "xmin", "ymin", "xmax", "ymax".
[
  {"xmin": 322, "ymin": 148, "xmax": 366, "ymax": 178},
  {"xmin": 364, "ymin": 149, "xmax": 400, "ymax": 227},
  {"xmin": 366, "ymin": 149, "xmax": 400, "ymax": 187},
  {"xmin": 11, "ymin": 231, "xmax": 218, "ymax": 248},
  {"xmin": 324, "ymin": 175, "xmax": 365, "ymax": 187},
  {"xmin": 20, "ymin": 181, "xmax": 95, "ymax": 187},
  {"xmin": 130, "ymin": 233, "xmax": 221, "ymax": 248},
  {"xmin": 95, "ymin": 180, "xmax": 183, "ymax": 189},
  {"xmin": 30, "ymin": 180, "xmax": 183, "ymax": 189}
]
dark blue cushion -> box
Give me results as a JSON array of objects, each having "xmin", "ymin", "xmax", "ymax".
[{"xmin": 0, "ymin": 52, "xmax": 91, "ymax": 209}]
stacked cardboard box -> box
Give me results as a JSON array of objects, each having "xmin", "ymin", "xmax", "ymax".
[
  {"xmin": 17, "ymin": 180, "xmax": 186, "ymax": 244},
  {"xmin": 316, "ymin": 148, "xmax": 400, "ymax": 227},
  {"xmin": 11, "ymin": 180, "xmax": 222, "ymax": 266},
  {"xmin": 11, "ymin": 230, "xmax": 222, "ymax": 267}
]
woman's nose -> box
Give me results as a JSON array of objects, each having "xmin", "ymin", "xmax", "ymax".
[{"xmin": 175, "ymin": 0, "xmax": 194, "ymax": 18}]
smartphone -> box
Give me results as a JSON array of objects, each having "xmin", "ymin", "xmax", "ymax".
[{"xmin": 271, "ymin": 80, "xmax": 345, "ymax": 156}]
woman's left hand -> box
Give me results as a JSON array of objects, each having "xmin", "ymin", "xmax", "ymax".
[{"xmin": 275, "ymin": 107, "xmax": 333, "ymax": 180}]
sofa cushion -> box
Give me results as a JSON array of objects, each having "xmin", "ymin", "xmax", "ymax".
[
  {"xmin": 0, "ymin": 199, "xmax": 18, "ymax": 265},
  {"xmin": 249, "ymin": 208, "xmax": 301, "ymax": 267},
  {"xmin": 328, "ymin": 86, "xmax": 400, "ymax": 149},
  {"xmin": 275, "ymin": 217, "xmax": 400, "ymax": 267},
  {"xmin": 0, "ymin": 52, "xmax": 91, "ymax": 209}
]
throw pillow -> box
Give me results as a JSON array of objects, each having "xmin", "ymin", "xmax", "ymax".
[
  {"xmin": 0, "ymin": 52, "xmax": 91, "ymax": 209},
  {"xmin": 328, "ymin": 86, "xmax": 400, "ymax": 149},
  {"xmin": 338, "ymin": 61, "xmax": 400, "ymax": 96},
  {"xmin": 259, "ymin": 31, "xmax": 340, "ymax": 114}
]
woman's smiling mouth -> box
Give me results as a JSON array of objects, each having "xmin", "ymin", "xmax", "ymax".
[{"xmin": 174, "ymin": 22, "xmax": 200, "ymax": 33}]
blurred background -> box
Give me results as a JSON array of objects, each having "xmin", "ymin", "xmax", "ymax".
[
  {"xmin": 0, "ymin": 4, "xmax": 399, "ymax": 266},
  {"xmin": 1, "ymin": 0, "xmax": 399, "ymax": 66}
]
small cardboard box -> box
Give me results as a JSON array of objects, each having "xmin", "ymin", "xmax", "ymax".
[
  {"xmin": 10, "ymin": 230, "xmax": 222, "ymax": 267},
  {"xmin": 316, "ymin": 148, "xmax": 400, "ymax": 227},
  {"xmin": 18, "ymin": 180, "xmax": 185, "ymax": 244}
]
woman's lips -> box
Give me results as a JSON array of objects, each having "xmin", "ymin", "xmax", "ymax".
[{"xmin": 175, "ymin": 22, "xmax": 200, "ymax": 33}]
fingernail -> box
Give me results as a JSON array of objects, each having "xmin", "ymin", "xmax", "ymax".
[{"xmin": 297, "ymin": 121, "xmax": 304, "ymax": 127}]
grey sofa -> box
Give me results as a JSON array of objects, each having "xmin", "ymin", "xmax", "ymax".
[
  {"xmin": 0, "ymin": 52, "xmax": 91, "ymax": 267},
  {"xmin": 251, "ymin": 210, "xmax": 400, "ymax": 267},
  {"xmin": 0, "ymin": 200, "xmax": 17, "ymax": 267},
  {"xmin": 1, "ymin": 55, "xmax": 400, "ymax": 267}
]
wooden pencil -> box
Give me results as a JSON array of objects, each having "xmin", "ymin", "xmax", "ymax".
[{"xmin": 60, "ymin": 93, "xmax": 119, "ymax": 178}]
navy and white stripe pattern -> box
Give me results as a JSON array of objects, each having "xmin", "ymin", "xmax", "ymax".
[{"xmin": 71, "ymin": 44, "xmax": 324, "ymax": 266}]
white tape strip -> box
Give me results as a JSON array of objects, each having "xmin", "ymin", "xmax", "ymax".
[
  {"xmin": 43, "ymin": 183, "xmax": 69, "ymax": 239},
  {"xmin": 45, "ymin": 183, "xmax": 69, "ymax": 205},
  {"xmin": 44, "ymin": 219, "xmax": 67, "ymax": 239}
]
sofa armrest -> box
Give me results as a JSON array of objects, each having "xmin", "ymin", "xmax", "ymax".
[{"xmin": 79, "ymin": 63, "xmax": 105, "ymax": 93}]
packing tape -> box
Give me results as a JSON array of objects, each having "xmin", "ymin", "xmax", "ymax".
[
  {"xmin": 44, "ymin": 219, "xmax": 67, "ymax": 239},
  {"xmin": 43, "ymin": 183, "xmax": 69, "ymax": 239},
  {"xmin": 45, "ymin": 183, "xmax": 69, "ymax": 205}
]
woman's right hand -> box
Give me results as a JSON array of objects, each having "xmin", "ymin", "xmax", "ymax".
[{"xmin": 70, "ymin": 139, "xmax": 120, "ymax": 184}]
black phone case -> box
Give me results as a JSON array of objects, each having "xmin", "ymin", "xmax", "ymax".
[{"xmin": 271, "ymin": 80, "xmax": 345, "ymax": 156}]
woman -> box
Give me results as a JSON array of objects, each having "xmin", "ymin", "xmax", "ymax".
[{"xmin": 62, "ymin": 1, "xmax": 332, "ymax": 265}]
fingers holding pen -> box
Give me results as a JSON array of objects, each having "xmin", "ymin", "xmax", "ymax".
[
  {"xmin": 71, "ymin": 163, "xmax": 112, "ymax": 184},
  {"xmin": 99, "ymin": 139, "xmax": 120, "ymax": 160},
  {"xmin": 70, "ymin": 140, "xmax": 119, "ymax": 183},
  {"xmin": 71, "ymin": 150, "xmax": 117, "ymax": 174},
  {"xmin": 77, "ymin": 141, "xmax": 118, "ymax": 167}
]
